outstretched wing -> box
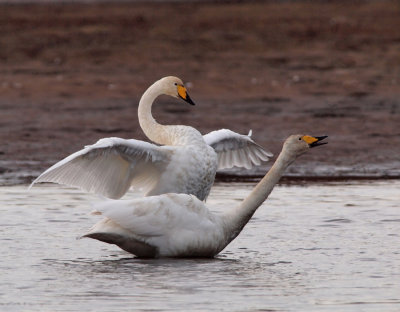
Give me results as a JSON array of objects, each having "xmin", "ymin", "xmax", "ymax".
[
  {"xmin": 30, "ymin": 137, "xmax": 172, "ymax": 199},
  {"xmin": 203, "ymin": 129, "xmax": 273, "ymax": 170}
]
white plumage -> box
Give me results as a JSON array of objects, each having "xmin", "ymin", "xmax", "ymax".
[
  {"xmin": 30, "ymin": 138, "xmax": 171, "ymax": 199},
  {"xmin": 203, "ymin": 129, "xmax": 272, "ymax": 169},
  {"xmin": 82, "ymin": 134, "xmax": 327, "ymax": 258},
  {"xmin": 86, "ymin": 194, "xmax": 225, "ymax": 257},
  {"xmin": 30, "ymin": 77, "xmax": 272, "ymax": 200}
]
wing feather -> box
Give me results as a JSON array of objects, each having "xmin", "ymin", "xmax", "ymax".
[
  {"xmin": 203, "ymin": 129, "xmax": 273, "ymax": 170},
  {"xmin": 30, "ymin": 137, "xmax": 171, "ymax": 199},
  {"xmin": 248, "ymin": 148, "xmax": 262, "ymax": 166}
]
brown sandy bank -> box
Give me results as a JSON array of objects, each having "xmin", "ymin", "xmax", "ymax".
[{"xmin": 0, "ymin": 1, "xmax": 399, "ymax": 184}]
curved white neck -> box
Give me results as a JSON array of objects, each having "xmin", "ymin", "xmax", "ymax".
[
  {"xmin": 223, "ymin": 147, "xmax": 296, "ymax": 245},
  {"xmin": 138, "ymin": 82, "xmax": 170, "ymax": 145},
  {"xmin": 138, "ymin": 81, "xmax": 202, "ymax": 146}
]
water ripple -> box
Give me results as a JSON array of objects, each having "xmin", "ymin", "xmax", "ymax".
[{"xmin": 1, "ymin": 181, "xmax": 400, "ymax": 311}]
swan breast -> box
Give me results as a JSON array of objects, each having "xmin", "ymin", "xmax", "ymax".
[{"xmin": 147, "ymin": 142, "xmax": 218, "ymax": 201}]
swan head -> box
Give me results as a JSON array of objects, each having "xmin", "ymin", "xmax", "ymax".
[
  {"xmin": 283, "ymin": 134, "xmax": 328, "ymax": 156},
  {"xmin": 158, "ymin": 76, "xmax": 195, "ymax": 105}
]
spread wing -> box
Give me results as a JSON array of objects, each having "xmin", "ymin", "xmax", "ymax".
[
  {"xmin": 203, "ymin": 129, "xmax": 273, "ymax": 170},
  {"xmin": 30, "ymin": 137, "xmax": 172, "ymax": 199}
]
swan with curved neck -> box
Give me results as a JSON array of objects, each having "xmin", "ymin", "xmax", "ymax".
[
  {"xmin": 83, "ymin": 134, "xmax": 327, "ymax": 258},
  {"xmin": 138, "ymin": 76, "xmax": 199, "ymax": 146},
  {"xmin": 31, "ymin": 76, "xmax": 272, "ymax": 201},
  {"xmin": 134, "ymin": 76, "xmax": 218, "ymax": 199}
]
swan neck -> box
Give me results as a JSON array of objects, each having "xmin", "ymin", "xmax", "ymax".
[
  {"xmin": 138, "ymin": 83, "xmax": 169, "ymax": 144},
  {"xmin": 242, "ymin": 151, "xmax": 293, "ymax": 209},
  {"xmin": 224, "ymin": 148, "xmax": 295, "ymax": 242}
]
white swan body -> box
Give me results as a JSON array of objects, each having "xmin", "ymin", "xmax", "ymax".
[
  {"xmin": 30, "ymin": 76, "xmax": 272, "ymax": 200},
  {"xmin": 82, "ymin": 134, "xmax": 327, "ymax": 258}
]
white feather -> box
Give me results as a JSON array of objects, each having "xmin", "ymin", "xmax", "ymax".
[
  {"xmin": 85, "ymin": 194, "xmax": 225, "ymax": 257},
  {"xmin": 30, "ymin": 138, "xmax": 171, "ymax": 199},
  {"xmin": 203, "ymin": 129, "xmax": 273, "ymax": 170}
]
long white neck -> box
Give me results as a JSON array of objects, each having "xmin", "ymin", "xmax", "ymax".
[
  {"xmin": 138, "ymin": 80, "xmax": 203, "ymax": 146},
  {"xmin": 223, "ymin": 146, "xmax": 296, "ymax": 244},
  {"xmin": 137, "ymin": 81, "xmax": 171, "ymax": 145}
]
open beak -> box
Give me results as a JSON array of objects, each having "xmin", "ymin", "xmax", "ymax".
[
  {"xmin": 177, "ymin": 85, "xmax": 196, "ymax": 106},
  {"xmin": 309, "ymin": 136, "xmax": 328, "ymax": 148}
]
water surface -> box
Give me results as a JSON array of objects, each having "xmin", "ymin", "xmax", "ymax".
[{"xmin": 1, "ymin": 181, "xmax": 400, "ymax": 311}]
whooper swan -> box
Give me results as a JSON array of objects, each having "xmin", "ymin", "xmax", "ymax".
[
  {"xmin": 30, "ymin": 76, "xmax": 272, "ymax": 200},
  {"xmin": 82, "ymin": 134, "xmax": 327, "ymax": 258}
]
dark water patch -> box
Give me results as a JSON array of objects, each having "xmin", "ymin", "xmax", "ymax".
[
  {"xmin": 324, "ymin": 218, "xmax": 353, "ymax": 223},
  {"xmin": 369, "ymin": 275, "xmax": 385, "ymax": 279},
  {"xmin": 215, "ymin": 173, "xmax": 400, "ymax": 184},
  {"xmin": 46, "ymin": 219, "xmax": 76, "ymax": 223},
  {"xmin": 380, "ymin": 219, "xmax": 400, "ymax": 223},
  {"xmin": 292, "ymin": 247, "xmax": 340, "ymax": 251},
  {"xmin": 358, "ymin": 257, "xmax": 377, "ymax": 262},
  {"xmin": 0, "ymin": 223, "xmax": 26, "ymax": 227},
  {"xmin": 319, "ymin": 300, "xmax": 400, "ymax": 306}
]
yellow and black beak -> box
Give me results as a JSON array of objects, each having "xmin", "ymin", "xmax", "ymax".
[
  {"xmin": 177, "ymin": 85, "xmax": 195, "ymax": 106},
  {"xmin": 302, "ymin": 135, "xmax": 328, "ymax": 148}
]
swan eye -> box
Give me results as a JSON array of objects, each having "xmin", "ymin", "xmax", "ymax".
[
  {"xmin": 174, "ymin": 82, "xmax": 178, "ymax": 86},
  {"xmin": 299, "ymin": 137, "xmax": 302, "ymax": 140}
]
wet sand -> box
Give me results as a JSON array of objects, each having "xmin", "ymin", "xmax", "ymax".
[{"xmin": 0, "ymin": 1, "xmax": 399, "ymax": 184}]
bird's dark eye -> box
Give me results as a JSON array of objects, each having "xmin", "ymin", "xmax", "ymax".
[
  {"xmin": 299, "ymin": 137, "xmax": 302, "ymax": 140},
  {"xmin": 174, "ymin": 83, "xmax": 177, "ymax": 86}
]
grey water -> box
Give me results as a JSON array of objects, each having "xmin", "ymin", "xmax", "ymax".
[{"xmin": 1, "ymin": 181, "xmax": 400, "ymax": 311}]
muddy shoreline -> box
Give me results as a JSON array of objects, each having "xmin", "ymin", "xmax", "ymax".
[{"xmin": 0, "ymin": 1, "xmax": 399, "ymax": 185}]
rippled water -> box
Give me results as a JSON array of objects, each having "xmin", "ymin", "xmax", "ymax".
[{"xmin": 1, "ymin": 181, "xmax": 400, "ymax": 311}]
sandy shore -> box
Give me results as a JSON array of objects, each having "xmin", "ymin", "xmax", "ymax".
[{"xmin": 0, "ymin": 1, "xmax": 399, "ymax": 184}]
